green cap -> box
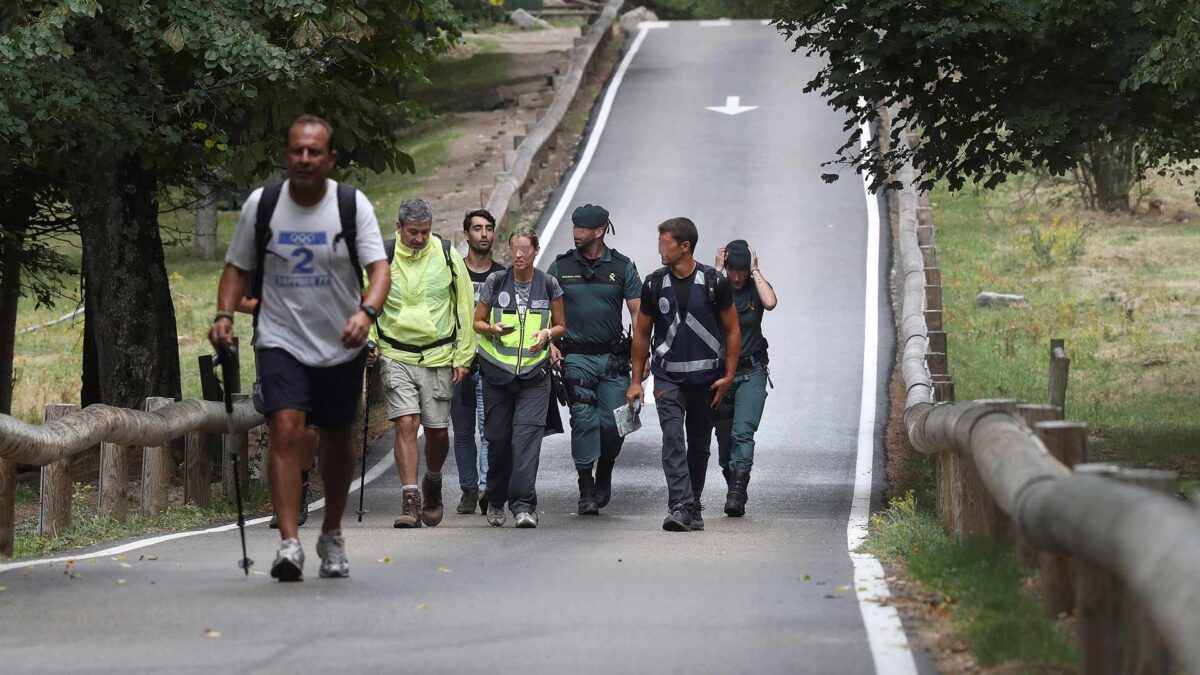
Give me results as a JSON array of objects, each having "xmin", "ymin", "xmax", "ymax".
[
  {"xmin": 725, "ymin": 239, "xmax": 751, "ymax": 270},
  {"xmin": 571, "ymin": 204, "xmax": 611, "ymax": 231}
]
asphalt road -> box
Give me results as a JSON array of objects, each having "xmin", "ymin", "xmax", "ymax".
[{"xmin": 0, "ymin": 21, "xmax": 912, "ymax": 674}]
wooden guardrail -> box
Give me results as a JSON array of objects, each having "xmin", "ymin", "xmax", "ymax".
[
  {"xmin": 484, "ymin": 0, "xmax": 622, "ymax": 229},
  {"xmin": 890, "ymin": 108, "xmax": 1200, "ymax": 673},
  {"xmin": 0, "ymin": 387, "xmax": 263, "ymax": 557}
]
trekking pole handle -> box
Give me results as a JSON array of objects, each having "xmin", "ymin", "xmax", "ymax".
[{"xmin": 217, "ymin": 344, "xmax": 238, "ymax": 414}]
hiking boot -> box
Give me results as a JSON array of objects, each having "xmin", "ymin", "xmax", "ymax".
[
  {"xmin": 394, "ymin": 488, "xmax": 422, "ymax": 528},
  {"xmin": 577, "ymin": 470, "xmax": 599, "ymax": 516},
  {"xmin": 268, "ymin": 480, "xmax": 311, "ymax": 529},
  {"xmin": 722, "ymin": 466, "xmax": 732, "ymax": 491},
  {"xmin": 316, "ymin": 530, "xmax": 349, "ymax": 579},
  {"xmin": 421, "ymin": 473, "xmax": 444, "ymax": 527},
  {"xmin": 662, "ymin": 503, "xmax": 692, "ymax": 532},
  {"xmin": 270, "ymin": 538, "xmax": 305, "ymax": 582},
  {"xmin": 690, "ymin": 501, "xmax": 705, "ymax": 531},
  {"xmin": 594, "ymin": 459, "xmax": 615, "ymax": 508},
  {"xmin": 725, "ymin": 470, "xmax": 750, "ymax": 517},
  {"xmin": 457, "ymin": 489, "xmax": 480, "ymax": 515},
  {"xmin": 487, "ymin": 504, "xmax": 506, "ymax": 527},
  {"xmin": 515, "ymin": 511, "xmax": 538, "ymax": 528}
]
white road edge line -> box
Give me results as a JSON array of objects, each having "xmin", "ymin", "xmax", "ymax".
[
  {"xmin": 0, "ymin": 430, "xmax": 406, "ymax": 574},
  {"xmin": 849, "ymin": 118, "xmax": 919, "ymax": 674},
  {"xmin": 534, "ymin": 23, "xmax": 657, "ymax": 266},
  {"xmin": 699, "ymin": 19, "xmax": 732, "ymax": 27}
]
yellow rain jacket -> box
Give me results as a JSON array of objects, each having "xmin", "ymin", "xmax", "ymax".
[{"xmin": 368, "ymin": 236, "xmax": 476, "ymax": 368}]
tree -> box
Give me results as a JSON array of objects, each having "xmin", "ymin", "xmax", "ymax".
[
  {"xmin": 0, "ymin": 0, "xmax": 455, "ymax": 410},
  {"xmin": 773, "ymin": 0, "xmax": 1200, "ymax": 209}
]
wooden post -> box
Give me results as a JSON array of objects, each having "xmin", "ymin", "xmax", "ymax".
[
  {"xmin": 1048, "ymin": 338, "xmax": 1070, "ymax": 416},
  {"xmin": 1016, "ymin": 404, "xmax": 1062, "ymax": 430},
  {"xmin": 925, "ymin": 285, "xmax": 943, "ymax": 312},
  {"xmin": 223, "ymin": 393, "xmax": 251, "ymax": 498},
  {"xmin": 184, "ymin": 430, "xmax": 211, "ymax": 508},
  {"xmin": 924, "ymin": 308, "xmax": 943, "ymax": 331},
  {"xmin": 920, "ymin": 246, "xmax": 938, "ymax": 268},
  {"xmin": 925, "ymin": 352, "xmax": 948, "ymax": 377},
  {"xmin": 99, "ymin": 442, "xmax": 129, "ymax": 520},
  {"xmin": 954, "ymin": 399, "xmax": 1018, "ymax": 542},
  {"xmin": 1035, "ymin": 421, "xmax": 1086, "ymax": 618},
  {"xmin": 140, "ymin": 396, "xmax": 173, "ymax": 516},
  {"xmin": 916, "ymin": 225, "xmax": 935, "ymax": 247},
  {"xmin": 1074, "ymin": 465, "xmax": 1176, "ymax": 675},
  {"xmin": 932, "ymin": 377, "xmax": 955, "ymax": 403},
  {"xmin": 1007, "ymin": 405, "xmax": 1064, "ymax": 566},
  {"xmin": 38, "ymin": 403, "xmax": 78, "ymax": 536},
  {"xmin": 0, "ymin": 458, "xmax": 14, "ymax": 556},
  {"xmin": 923, "ymin": 264, "xmax": 941, "ymax": 287},
  {"xmin": 927, "ymin": 330, "xmax": 947, "ymax": 356}
]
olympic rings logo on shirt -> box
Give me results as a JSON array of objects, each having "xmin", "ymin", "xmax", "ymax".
[{"xmin": 279, "ymin": 231, "xmax": 329, "ymax": 246}]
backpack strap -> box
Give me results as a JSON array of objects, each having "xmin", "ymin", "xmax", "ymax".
[
  {"xmin": 440, "ymin": 236, "xmax": 460, "ymax": 331},
  {"xmin": 250, "ymin": 182, "xmax": 284, "ymax": 301},
  {"xmin": 333, "ymin": 183, "xmax": 362, "ymax": 293},
  {"xmin": 384, "ymin": 238, "xmax": 396, "ymax": 263},
  {"xmin": 704, "ymin": 268, "xmax": 717, "ymax": 312}
]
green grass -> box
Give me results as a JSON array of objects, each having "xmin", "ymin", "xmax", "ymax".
[
  {"xmin": 12, "ymin": 481, "xmax": 272, "ymax": 560},
  {"xmin": 866, "ymin": 493, "xmax": 1075, "ymax": 667},
  {"xmin": 935, "ymin": 180, "xmax": 1200, "ymax": 480},
  {"xmin": 409, "ymin": 38, "xmax": 514, "ymax": 112}
]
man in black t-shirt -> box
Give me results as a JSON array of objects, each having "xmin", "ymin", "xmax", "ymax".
[
  {"xmin": 629, "ymin": 217, "xmax": 740, "ymax": 532},
  {"xmin": 451, "ymin": 209, "xmax": 507, "ymax": 515}
]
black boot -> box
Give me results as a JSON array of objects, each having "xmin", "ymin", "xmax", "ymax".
[
  {"xmin": 594, "ymin": 460, "xmax": 615, "ymax": 508},
  {"xmin": 722, "ymin": 466, "xmax": 732, "ymax": 490},
  {"xmin": 725, "ymin": 470, "xmax": 750, "ymax": 517},
  {"xmin": 577, "ymin": 468, "xmax": 600, "ymax": 516}
]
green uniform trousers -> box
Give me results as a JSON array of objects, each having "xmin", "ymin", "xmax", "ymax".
[
  {"xmin": 563, "ymin": 353, "xmax": 629, "ymax": 469},
  {"xmin": 715, "ymin": 365, "xmax": 769, "ymax": 473}
]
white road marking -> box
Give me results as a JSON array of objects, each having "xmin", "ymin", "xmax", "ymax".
[
  {"xmin": 0, "ymin": 431, "xmax": 404, "ymax": 575},
  {"xmin": 699, "ymin": 19, "xmax": 732, "ymax": 27},
  {"xmin": 760, "ymin": 19, "xmax": 773, "ymax": 26},
  {"xmin": 848, "ymin": 118, "xmax": 919, "ymax": 674},
  {"xmin": 639, "ymin": 21, "xmax": 671, "ymax": 29},
  {"xmin": 706, "ymin": 95, "xmax": 759, "ymax": 116},
  {"xmin": 535, "ymin": 24, "xmax": 658, "ymax": 267}
]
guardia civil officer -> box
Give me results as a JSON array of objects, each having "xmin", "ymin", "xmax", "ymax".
[
  {"xmin": 628, "ymin": 217, "xmax": 740, "ymax": 532},
  {"xmin": 547, "ymin": 204, "xmax": 642, "ymax": 515},
  {"xmin": 713, "ymin": 240, "xmax": 777, "ymax": 517}
]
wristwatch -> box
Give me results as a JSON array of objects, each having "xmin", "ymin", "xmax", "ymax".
[{"xmin": 359, "ymin": 304, "xmax": 379, "ymax": 321}]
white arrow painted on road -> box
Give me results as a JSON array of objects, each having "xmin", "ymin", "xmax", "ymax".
[{"xmin": 706, "ymin": 96, "xmax": 758, "ymax": 116}]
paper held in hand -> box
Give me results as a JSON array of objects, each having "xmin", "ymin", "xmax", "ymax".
[{"xmin": 613, "ymin": 400, "xmax": 642, "ymax": 437}]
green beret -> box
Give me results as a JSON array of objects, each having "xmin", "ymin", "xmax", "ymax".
[
  {"xmin": 725, "ymin": 239, "xmax": 752, "ymax": 270},
  {"xmin": 571, "ymin": 204, "xmax": 610, "ymax": 229}
]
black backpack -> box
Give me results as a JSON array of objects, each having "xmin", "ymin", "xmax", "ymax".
[{"xmin": 248, "ymin": 181, "xmax": 362, "ymax": 303}]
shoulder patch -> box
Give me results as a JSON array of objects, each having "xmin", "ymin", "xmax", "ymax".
[{"xmin": 608, "ymin": 248, "xmax": 631, "ymax": 263}]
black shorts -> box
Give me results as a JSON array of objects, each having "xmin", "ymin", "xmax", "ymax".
[{"xmin": 257, "ymin": 347, "xmax": 366, "ymax": 430}]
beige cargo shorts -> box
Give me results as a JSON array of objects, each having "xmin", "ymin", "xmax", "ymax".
[{"xmin": 381, "ymin": 356, "xmax": 454, "ymax": 428}]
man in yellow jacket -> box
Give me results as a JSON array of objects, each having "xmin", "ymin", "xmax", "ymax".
[{"xmin": 368, "ymin": 197, "xmax": 476, "ymax": 528}]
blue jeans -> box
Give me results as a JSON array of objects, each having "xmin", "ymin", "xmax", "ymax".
[{"xmin": 451, "ymin": 372, "xmax": 488, "ymax": 492}]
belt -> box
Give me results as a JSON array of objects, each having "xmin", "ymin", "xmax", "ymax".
[
  {"xmin": 738, "ymin": 350, "xmax": 769, "ymax": 371},
  {"xmin": 377, "ymin": 324, "xmax": 457, "ymax": 355},
  {"xmin": 559, "ymin": 341, "xmax": 615, "ymax": 356}
]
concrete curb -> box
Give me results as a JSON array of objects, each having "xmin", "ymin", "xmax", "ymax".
[{"xmin": 484, "ymin": 0, "xmax": 624, "ymax": 229}]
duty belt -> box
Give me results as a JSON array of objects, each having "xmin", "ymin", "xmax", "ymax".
[
  {"xmin": 738, "ymin": 350, "xmax": 769, "ymax": 372},
  {"xmin": 559, "ymin": 341, "xmax": 617, "ymax": 356}
]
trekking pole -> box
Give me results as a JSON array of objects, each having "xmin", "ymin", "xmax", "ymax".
[
  {"xmin": 357, "ymin": 341, "xmax": 376, "ymax": 522},
  {"xmin": 218, "ymin": 344, "xmax": 254, "ymax": 576}
]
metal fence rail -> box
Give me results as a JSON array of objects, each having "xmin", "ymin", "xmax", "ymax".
[{"xmin": 890, "ymin": 106, "xmax": 1200, "ymax": 673}]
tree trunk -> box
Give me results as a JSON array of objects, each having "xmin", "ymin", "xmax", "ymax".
[
  {"xmin": 1075, "ymin": 138, "xmax": 1141, "ymax": 213},
  {"xmin": 70, "ymin": 153, "xmax": 181, "ymax": 409},
  {"xmin": 193, "ymin": 184, "xmax": 218, "ymax": 261},
  {"xmin": 0, "ymin": 219, "xmax": 26, "ymax": 417}
]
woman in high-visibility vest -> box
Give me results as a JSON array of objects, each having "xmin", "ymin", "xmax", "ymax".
[{"xmin": 473, "ymin": 227, "xmax": 566, "ymax": 528}]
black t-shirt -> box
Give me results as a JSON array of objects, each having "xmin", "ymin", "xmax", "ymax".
[
  {"xmin": 468, "ymin": 260, "xmax": 507, "ymax": 302},
  {"xmin": 639, "ymin": 265, "xmax": 733, "ymax": 323}
]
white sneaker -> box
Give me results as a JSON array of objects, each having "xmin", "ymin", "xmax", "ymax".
[
  {"xmin": 270, "ymin": 538, "xmax": 305, "ymax": 582},
  {"xmin": 514, "ymin": 511, "xmax": 538, "ymax": 529},
  {"xmin": 316, "ymin": 530, "xmax": 349, "ymax": 579},
  {"xmin": 487, "ymin": 504, "xmax": 506, "ymax": 527}
]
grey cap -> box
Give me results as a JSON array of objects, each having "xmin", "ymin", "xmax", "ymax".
[{"xmin": 398, "ymin": 197, "xmax": 433, "ymax": 225}]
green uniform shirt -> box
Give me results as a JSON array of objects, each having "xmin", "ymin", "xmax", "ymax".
[
  {"xmin": 547, "ymin": 247, "xmax": 641, "ymax": 344},
  {"xmin": 733, "ymin": 284, "xmax": 767, "ymax": 359}
]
